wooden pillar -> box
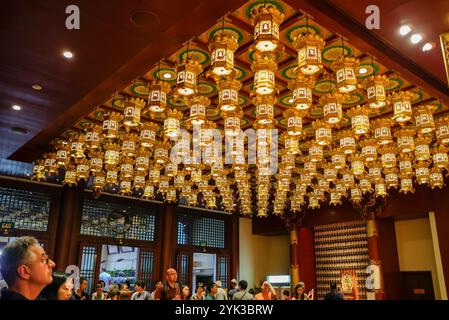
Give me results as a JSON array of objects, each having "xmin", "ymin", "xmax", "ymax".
[
  {"xmin": 290, "ymin": 222, "xmax": 299, "ymax": 289},
  {"xmin": 298, "ymin": 227, "xmax": 317, "ymax": 294},
  {"xmin": 160, "ymin": 204, "xmax": 175, "ymax": 275},
  {"xmin": 230, "ymin": 213, "xmax": 239, "ymax": 281},
  {"xmin": 366, "ymin": 216, "xmax": 386, "ymax": 300},
  {"xmin": 53, "ymin": 184, "xmax": 84, "ymax": 271}
]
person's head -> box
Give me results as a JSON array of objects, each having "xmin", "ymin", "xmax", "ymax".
[
  {"xmin": 134, "ymin": 280, "xmax": 146, "ymax": 293},
  {"xmin": 122, "ymin": 280, "xmax": 130, "ymax": 290},
  {"xmin": 207, "ymin": 282, "xmax": 217, "ymax": 295},
  {"xmin": 283, "ymin": 290, "xmax": 290, "ymax": 297},
  {"xmin": 107, "ymin": 284, "xmax": 120, "ymax": 300},
  {"xmin": 39, "ymin": 272, "xmax": 74, "ymax": 300},
  {"xmin": 215, "ymin": 280, "xmax": 222, "ymax": 288},
  {"xmin": 196, "ymin": 282, "xmax": 204, "ymax": 295},
  {"xmin": 0, "ymin": 236, "xmax": 55, "ymax": 298},
  {"xmin": 238, "ymin": 280, "xmax": 248, "ymax": 291},
  {"xmin": 261, "ymin": 281, "xmax": 272, "ymax": 293},
  {"xmin": 99, "ymin": 280, "xmax": 105, "ymax": 288},
  {"xmin": 248, "ymin": 288, "xmax": 255, "ymax": 295},
  {"xmin": 231, "ymin": 279, "xmax": 237, "ymax": 289},
  {"xmin": 295, "ymin": 282, "xmax": 305, "ymax": 297},
  {"xmin": 330, "ymin": 282, "xmax": 337, "ymax": 290},
  {"xmin": 165, "ymin": 268, "xmax": 177, "ymax": 284},
  {"xmin": 95, "ymin": 283, "xmax": 103, "ymax": 293},
  {"xmin": 79, "ymin": 277, "xmax": 88, "ymax": 292},
  {"xmin": 154, "ymin": 280, "xmax": 163, "ymax": 290},
  {"xmin": 182, "ymin": 285, "xmax": 190, "ymax": 299}
]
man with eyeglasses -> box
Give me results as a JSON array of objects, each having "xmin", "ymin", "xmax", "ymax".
[
  {"xmin": 153, "ymin": 268, "xmax": 183, "ymax": 300},
  {"xmin": 0, "ymin": 236, "xmax": 55, "ymax": 300}
]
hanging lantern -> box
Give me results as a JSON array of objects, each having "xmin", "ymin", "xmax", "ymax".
[
  {"xmin": 121, "ymin": 133, "xmax": 138, "ymax": 158},
  {"xmin": 308, "ymin": 195, "xmax": 320, "ymax": 209},
  {"xmin": 359, "ymin": 176, "xmax": 373, "ymax": 194},
  {"xmin": 104, "ymin": 141, "xmax": 120, "ymax": 168},
  {"xmin": 284, "ymin": 134, "xmax": 300, "ymax": 155},
  {"xmin": 430, "ymin": 168, "xmax": 444, "ymax": 189},
  {"xmin": 135, "ymin": 151, "xmax": 150, "ymax": 172},
  {"xmin": 309, "ymin": 142, "xmax": 323, "ymax": 162},
  {"xmin": 391, "ymin": 91, "xmax": 413, "ymax": 124},
  {"xmin": 304, "ymin": 158, "xmax": 317, "ymax": 176},
  {"xmin": 166, "ymin": 188, "xmax": 177, "ymax": 203},
  {"xmin": 85, "ymin": 124, "xmax": 102, "ymax": 151},
  {"xmin": 415, "ymin": 164, "xmax": 430, "ymax": 185},
  {"xmin": 288, "ymin": 76, "xmax": 314, "ymax": 110},
  {"xmin": 174, "ymin": 173, "xmax": 186, "ymax": 189},
  {"xmin": 331, "ymin": 150, "xmax": 346, "ymax": 169},
  {"xmin": 217, "ymin": 77, "xmax": 241, "ymax": 112},
  {"xmin": 414, "ymin": 105, "xmax": 435, "ymax": 134},
  {"xmin": 143, "ymin": 183, "xmax": 155, "ymax": 199},
  {"xmin": 323, "ymin": 163, "xmax": 337, "ymax": 182},
  {"xmin": 149, "ymin": 165, "xmax": 161, "ymax": 183},
  {"xmin": 222, "ymin": 107, "xmax": 243, "ymax": 137},
  {"xmin": 336, "ymin": 181, "xmax": 347, "ymax": 196},
  {"xmin": 379, "ymin": 145, "xmax": 398, "ymax": 169},
  {"xmin": 43, "ymin": 153, "xmax": 57, "ymax": 176},
  {"xmin": 70, "ymin": 133, "xmax": 86, "ymax": 161},
  {"xmin": 164, "ymin": 108, "xmax": 183, "ymax": 140},
  {"xmin": 347, "ymin": 105, "xmax": 370, "ymax": 136},
  {"xmin": 63, "ymin": 165, "xmax": 77, "ymax": 186},
  {"xmin": 360, "ymin": 138, "xmax": 378, "ymax": 162},
  {"xmin": 106, "ymin": 168, "xmax": 118, "ymax": 186},
  {"xmin": 338, "ymin": 130, "xmax": 357, "ymax": 155},
  {"xmin": 76, "ymin": 159, "xmax": 90, "ymax": 182},
  {"xmin": 158, "ymin": 176, "xmax": 170, "ymax": 194},
  {"xmin": 120, "ymin": 160, "xmax": 134, "ymax": 180},
  {"xmin": 102, "ymin": 111, "xmax": 121, "ymax": 139},
  {"xmin": 165, "ymin": 162, "xmax": 178, "ymax": 177},
  {"xmin": 331, "ymin": 56, "xmax": 359, "ymax": 93},
  {"xmin": 395, "ymin": 128, "xmax": 415, "ymax": 153},
  {"xmin": 384, "ymin": 168, "xmax": 399, "ymax": 189},
  {"xmin": 342, "ymin": 169, "xmax": 355, "ymax": 188},
  {"xmin": 176, "ymin": 58, "xmax": 203, "ymax": 97},
  {"xmin": 293, "ymin": 33, "xmax": 325, "ymax": 75},
  {"xmin": 400, "ymin": 174, "xmax": 414, "ymax": 194},
  {"xmin": 147, "ymin": 80, "xmax": 171, "ymax": 114},
  {"xmin": 133, "ymin": 175, "xmax": 146, "ymax": 191},
  {"xmin": 154, "ymin": 142, "xmax": 170, "ymax": 165},
  {"xmin": 368, "ymin": 162, "xmax": 383, "ymax": 182},
  {"xmin": 89, "ymin": 151, "xmax": 103, "ymax": 174},
  {"xmin": 436, "ymin": 116, "xmax": 449, "ymax": 145},
  {"xmin": 118, "ymin": 180, "xmax": 132, "ymax": 195},
  {"xmin": 123, "ymin": 97, "xmax": 144, "ymax": 129},
  {"xmin": 414, "ymin": 136, "xmax": 431, "ymax": 161},
  {"xmin": 350, "ymin": 154, "xmax": 365, "ymax": 177},
  {"xmin": 351, "ymin": 187, "xmax": 362, "ymax": 203},
  {"xmin": 432, "ymin": 145, "xmax": 449, "ymax": 170},
  {"xmin": 254, "ymin": 93, "xmax": 276, "ymax": 125},
  {"xmin": 93, "ymin": 174, "xmax": 105, "ymax": 192},
  {"xmin": 283, "ymin": 108, "xmax": 304, "ymax": 136},
  {"xmin": 375, "ymin": 179, "xmax": 387, "ymax": 197},
  {"xmin": 313, "ymin": 119, "xmax": 332, "ymax": 146},
  {"xmin": 139, "ymin": 122, "xmax": 159, "ymax": 149},
  {"xmin": 329, "ymin": 190, "xmax": 342, "ymax": 206},
  {"xmin": 32, "ymin": 160, "xmax": 46, "ymax": 181},
  {"xmin": 281, "ymin": 152, "xmax": 296, "ymax": 170},
  {"xmin": 371, "ymin": 118, "xmax": 394, "ymax": 145},
  {"xmin": 208, "ymin": 31, "xmax": 238, "ymax": 76},
  {"xmin": 363, "ymin": 74, "xmax": 388, "ymax": 109},
  {"xmin": 252, "ymin": 55, "xmax": 277, "ymax": 95},
  {"xmin": 187, "ymin": 95, "xmax": 209, "ymax": 127},
  {"xmin": 191, "ymin": 166, "xmax": 203, "ymax": 183},
  {"xmin": 250, "ymin": 4, "xmax": 284, "ymax": 53},
  {"xmin": 321, "ymin": 93, "xmax": 343, "ymax": 125}
]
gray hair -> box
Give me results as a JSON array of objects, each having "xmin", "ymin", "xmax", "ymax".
[{"xmin": 0, "ymin": 236, "xmax": 38, "ymax": 286}]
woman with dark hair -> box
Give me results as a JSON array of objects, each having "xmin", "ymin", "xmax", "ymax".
[
  {"xmin": 119, "ymin": 280, "xmax": 132, "ymax": 300},
  {"xmin": 204, "ymin": 282, "xmax": 217, "ymax": 300},
  {"xmin": 39, "ymin": 272, "xmax": 74, "ymax": 300},
  {"xmin": 181, "ymin": 285, "xmax": 191, "ymax": 300},
  {"xmin": 292, "ymin": 282, "xmax": 310, "ymax": 300}
]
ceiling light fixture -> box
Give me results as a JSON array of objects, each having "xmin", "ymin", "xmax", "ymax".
[
  {"xmin": 422, "ymin": 42, "xmax": 433, "ymax": 52},
  {"xmin": 63, "ymin": 51, "xmax": 74, "ymax": 59},
  {"xmin": 359, "ymin": 67, "xmax": 368, "ymax": 74},
  {"xmin": 162, "ymin": 73, "xmax": 172, "ymax": 79},
  {"xmin": 32, "ymin": 84, "xmax": 43, "ymax": 91},
  {"xmin": 12, "ymin": 105, "xmax": 21, "ymax": 111},
  {"xmin": 399, "ymin": 25, "xmax": 412, "ymax": 36},
  {"xmin": 410, "ymin": 33, "xmax": 422, "ymax": 44}
]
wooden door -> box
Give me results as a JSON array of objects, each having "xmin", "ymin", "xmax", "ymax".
[
  {"xmin": 216, "ymin": 254, "xmax": 230, "ymax": 289},
  {"xmin": 176, "ymin": 251, "xmax": 193, "ymax": 288},
  {"xmin": 78, "ymin": 243, "xmax": 101, "ymax": 295},
  {"xmin": 400, "ymin": 271, "xmax": 435, "ymax": 300},
  {"xmin": 137, "ymin": 248, "xmax": 155, "ymax": 290}
]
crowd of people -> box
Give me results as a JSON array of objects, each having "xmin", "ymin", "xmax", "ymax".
[{"xmin": 0, "ymin": 236, "xmax": 344, "ymax": 301}]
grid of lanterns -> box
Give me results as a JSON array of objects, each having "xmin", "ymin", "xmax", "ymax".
[{"xmin": 32, "ymin": 4, "xmax": 449, "ymax": 217}]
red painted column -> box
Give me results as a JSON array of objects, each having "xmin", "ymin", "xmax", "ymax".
[
  {"xmin": 297, "ymin": 227, "xmax": 317, "ymax": 295},
  {"xmin": 366, "ymin": 217, "xmax": 386, "ymax": 300},
  {"xmin": 290, "ymin": 223, "xmax": 300, "ymax": 289},
  {"xmin": 160, "ymin": 204, "xmax": 175, "ymax": 275}
]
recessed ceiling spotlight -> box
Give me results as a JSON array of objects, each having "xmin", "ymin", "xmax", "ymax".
[
  {"xmin": 32, "ymin": 84, "xmax": 43, "ymax": 91},
  {"xmin": 359, "ymin": 67, "xmax": 368, "ymax": 74},
  {"xmin": 11, "ymin": 127, "xmax": 29, "ymax": 135},
  {"xmin": 288, "ymin": 98, "xmax": 294, "ymax": 103},
  {"xmin": 162, "ymin": 72, "xmax": 172, "ymax": 79},
  {"xmin": 63, "ymin": 51, "xmax": 74, "ymax": 59},
  {"xmin": 422, "ymin": 42, "xmax": 433, "ymax": 52},
  {"xmin": 399, "ymin": 25, "xmax": 412, "ymax": 36},
  {"xmin": 12, "ymin": 105, "xmax": 21, "ymax": 111},
  {"xmin": 410, "ymin": 33, "xmax": 422, "ymax": 44}
]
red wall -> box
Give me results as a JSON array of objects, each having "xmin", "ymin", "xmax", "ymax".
[{"xmin": 297, "ymin": 227, "xmax": 316, "ymax": 294}]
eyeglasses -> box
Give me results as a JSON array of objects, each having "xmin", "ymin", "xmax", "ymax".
[{"xmin": 25, "ymin": 254, "xmax": 52, "ymax": 267}]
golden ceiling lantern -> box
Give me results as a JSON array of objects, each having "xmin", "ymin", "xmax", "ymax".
[
  {"xmin": 93, "ymin": 173, "xmax": 106, "ymax": 192},
  {"xmin": 105, "ymin": 168, "xmax": 119, "ymax": 187},
  {"xmin": 312, "ymin": 119, "xmax": 332, "ymax": 146},
  {"xmin": 359, "ymin": 138, "xmax": 378, "ymax": 162},
  {"xmin": 414, "ymin": 136, "xmax": 432, "ymax": 161},
  {"xmin": 211, "ymin": 160, "xmax": 224, "ymax": 178},
  {"xmin": 63, "ymin": 165, "xmax": 77, "ymax": 186},
  {"xmin": 362, "ymin": 74, "xmax": 388, "ymax": 109},
  {"xmin": 187, "ymin": 193, "xmax": 198, "ymax": 207},
  {"xmin": 175, "ymin": 58, "xmax": 203, "ymax": 97},
  {"xmin": 338, "ymin": 130, "xmax": 357, "ymax": 155},
  {"xmin": 368, "ymin": 161, "xmax": 383, "ymax": 182},
  {"xmin": 120, "ymin": 159, "xmax": 134, "ymax": 181},
  {"xmin": 350, "ymin": 154, "xmax": 365, "ymax": 178},
  {"xmin": 164, "ymin": 108, "xmax": 183, "ymax": 140},
  {"xmin": 165, "ymin": 162, "xmax": 178, "ymax": 178},
  {"xmin": 330, "ymin": 149, "xmax": 346, "ymax": 170},
  {"xmin": 89, "ymin": 151, "xmax": 103, "ymax": 174},
  {"xmin": 250, "ymin": 4, "xmax": 284, "ymax": 53},
  {"xmin": 158, "ymin": 176, "xmax": 170, "ymax": 194},
  {"xmin": 56, "ymin": 140, "xmax": 70, "ymax": 168},
  {"xmin": 391, "ymin": 91, "xmax": 413, "ymax": 124},
  {"xmin": 308, "ymin": 141, "xmax": 323, "ymax": 162},
  {"xmin": 359, "ymin": 176, "xmax": 373, "ymax": 194},
  {"xmin": 430, "ymin": 168, "xmax": 444, "ymax": 189},
  {"xmin": 375, "ymin": 179, "xmax": 387, "ymax": 198},
  {"xmin": 142, "ymin": 182, "xmax": 155, "ymax": 199},
  {"xmin": 191, "ymin": 165, "xmax": 203, "ymax": 184},
  {"xmin": 254, "ymin": 122, "xmax": 274, "ymax": 147},
  {"xmin": 222, "ymin": 107, "xmax": 243, "ymax": 136},
  {"xmin": 414, "ymin": 104, "xmax": 435, "ymax": 134},
  {"xmin": 254, "ymin": 93, "xmax": 276, "ymax": 125},
  {"xmin": 174, "ymin": 172, "xmax": 186, "ymax": 189},
  {"xmin": 135, "ymin": 150, "xmax": 150, "ymax": 172},
  {"xmin": 139, "ymin": 121, "xmax": 159, "ymax": 149},
  {"xmin": 102, "ymin": 111, "xmax": 121, "ymax": 139},
  {"xmin": 284, "ymin": 134, "xmax": 300, "ymax": 155},
  {"xmin": 350, "ymin": 187, "xmax": 362, "ymax": 203},
  {"xmin": 251, "ymin": 55, "xmax": 277, "ymax": 95},
  {"xmin": 103, "ymin": 140, "xmax": 120, "ymax": 168},
  {"xmin": 435, "ymin": 116, "xmax": 449, "ymax": 145},
  {"xmin": 123, "ymin": 97, "xmax": 144, "ymax": 129},
  {"xmin": 166, "ymin": 187, "xmax": 178, "ymax": 203},
  {"xmin": 217, "ymin": 77, "xmax": 241, "ymax": 112},
  {"xmin": 153, "ymin": 141, "xmax": 170, "ymax": 165},
  {"xmin": 257, "ymin": 207, "xmax": 269, "ymax": 218},
  {"xmin": 133, "ymin": 174, "xmax": 146, "ymax": 191},
  {"xmin": 335, "ymin": 180, "xmax": 347, "ymax": 196},
  {"xmin": 288, "ymin": 76, "xmax": 314, "ymax": 110},
  {"xmin": 147, "ymin": 80, "xmax": 171, "ymax": 114},
  {"xmin": 331, "ymin": 56, "xmax": 359, "ymax": 93},
  {"xmin": 347, "ymin": 105, "xmax": 370, "ymax": 136},
  {"xmin": 303, "ymin": 157, "xmax": 317, "ymax": 176},
  {"xmin": 76, "ymin": 158, "xmax": 90, "ymax": 182},
  {"xmin": 323, "ymin": 163, "xmax": 337, "ymax": 182},
  {"xmin": 415, "ymin": 162, "xmax": 430, "ymax": 185},
  {"xmin": 395, "ymin": 127, "xmax": 415, "ymax": 153},
  {"xmin": 308, "ymin": 195, "xmax": 321, "ymax": 210},
  {"xmin": 149, "ymin": 164, "xmax": 161, "ymax": 184},
  {"xmin": 329, "ymin": 191, "xmax": 343, "ymax": 207},
  {"xmin": 70, "ymin": 133, "xmax": 86, "ymax": 161},
  {"xmin": 43, "ymin": 153, "xmax": 57, "ymax": 176},
  {"xmin": 321, "ymin": 92, "xmax": 343, "ymax": 125},
  {"xmin": 400, "ymin": 174, "xmax": 414, "ymax": 194},
  {"xmin": 280, "ymin": 151, "xmax": 296, "ymax": 170},
  {"xmin": 283, "ymin": 108, "xmax": 304, "ymax": 137},
  {"xmin": 187, "ymin": 95, "xmax": 209, "ymax": 127},
  {"xmin": 384, "ymin": 167, "xmax": 399, "ymax": 189},
  {"xmin": 32, "ymin": 160, "xmax": 46, "ymax": 182},
  {"xmin": 379, "ymin": 145, "xmax": 398, "ymax": 169},
  {"xmin": 118, "ymin": 180, "xmax": 132, "ymax": 196},
  {"xmin": 341, "ymin": 169, "xmax": 355, "ymax": 188},
  {"xmin": 432, "ymin": 145, "xmax": 449, "ymax": 170},
  {"xmin": 208, "ymin": 31, "xmax": 238, "ymax": 77},
  {"xmin": 120, "ymin": 132, "xmax": 138, "ymax": 158},
  {"xmin": 85, "ymin": 124, "xmax": 102, "ymax": 151},
  {"xmin": 371, "ymin": 118, "xmax": 394, "ymax": 146},
  {"xmin": 293, "ymin": 33, "xmax": 325, "ymax": 75}
]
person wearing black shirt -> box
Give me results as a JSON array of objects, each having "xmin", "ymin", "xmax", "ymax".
[
  {"xmin": 74, "ymin": 277, "xmax": 90, "ymax": 300},
  {"xmin": 324, "ymin": 282, "xmax": 344, "ymax": 300}
]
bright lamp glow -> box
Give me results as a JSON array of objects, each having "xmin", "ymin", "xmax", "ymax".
[
  {"xmin": 410, "ymin": 33, "xmax": 422, "ymax": 44},
  {"xmin": 422, "ymin": 43, "xmax": 433, "ymax": 52},
  {"xmin": 399, "ymin": 25, "xmax": 412, "ymax": 36}
]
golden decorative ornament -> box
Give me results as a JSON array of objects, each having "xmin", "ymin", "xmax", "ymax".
[
  {"xmin": 283, "ymin": 134, "xmax": 300, "ymax": 155},
  {"xmin": 85, "ymin": 124, "xmax": 102, "ymax": 151},
  {"xmin": 400, "ymin": 174, "xmax": 414, "ymax": 194},
  {"xmin": 76, "ymin": 158, "xmax": 90, "ymax": 182},
  {"xmin": 118, "ymin": 180, "xmax": 132, "ymax": 195},
  {"xmin": 250, "ymin": 4, "xmax": 284, "ymax": 53},
  {"xmin": 143, "ymin": 183, "xmax": 155, "ymax": 199},
  {"xmin": 391, "ymin": 91, "xmax": 413, "ymax": 124},
  {"xmin": 415, "ymin": 163, "xmax": 430, "ymax": 185},
  {"xmin": 123, "ymin": 97, "xmax": 144, "ymax": 129},
  {"xmin": 139, "ymin": 122, "xmax": 159, "ymax": 149},
  {"xmin": 288, "ymin": 76, "xmax": 314, "ymax": 110},
  {"xmin": 331, "ymin": 56, "xmax": 359, "ymax": 93},
  {"xmin": 149, "ymin": 165, "xmax": 161, "ymax": 183},
  {"xmin": 384, "ymin": 168, "xmax": 399, "ymax": 189},
  {"xmin": 32, "ymin": 160, "xmax": 46, "ymax": 182},
  {"xmin": 43, "ymin": 153, "xmax": 57, "ymax": 176},
  {"xmin": 435, "ymin": 116, "xmax": 449, "ymax": 145},
  {"xmin": 379, "ymin": 145, "xmax": 398, "ymax": 169},
  {"xmin": 368, "ymin": 161, "xmax": 383, "ymax": 182},
  {"xmin": 293, "ymin": 33, "xmax": 325, "ymax": 75},
  {"xmin": 283, "ymin": 108, "xmax": 304, "ymax": 136},
  {"xmin": 312, "ymin": 119, "xmax": 332, "ymax": 146},
  {"xmin": 338, "ymin": 130, "xmax": 357, "ymax": 155},
  {"xmin": 350, "ymin": 187, "xmax": 362, "ymax": 203},
  {"xmin": 432, "ymin": 145, "xmax": 449, "ymax": 169},
  {"xmin": 187, "ymin": 94, "xmax": 209, "ymax": 127},
  {"xmin": 330, "ymin": 150, "xmax": 346, "ymax": 169},
  {"xmin": 70, "ymin": 133, "xmax": 86, "ymax": 161},
  {"xmin": 120, "ymin": 160, "xmax": 134, "ymax": 180},
  {"xmin": 133, "ymin": 175, "xmax": 146, "ymax": 191},
  {"xmin": 308, "ymin": 141, "xmax": 324, "ymax": 162},
  {"xmin": 217, "ymin": 77, "xmax": 241, "ymax": 112},
  {"xmin": 371, "ymin": 118, "xmax": 394, "ymax": 145},
  {"xmin": 135, "ymin": 150, "xmax": 150, "ymax": 172},
  {"xmin": 430, "ymin": 168, "xmax": 444, "ymax": 189},
  {"xmin": 346, "ymin": 105, "xmax": 370, "ymax": 136},
  {"xmin": 165, "ymin": 162, "xmax": 178, "ymax": 177},
  {"xmin": 164, "ymin": 108, "xmax": 183, "ymax": 140},
  {"xmin": 321, "ymin": 93, "xmax": 343, "ymax": 125},
  {"xmin": 106, "ymin": 168, "xmax": 118, "ymax": 187},
  {"xmin": 175, "ymin": 58, "xmax": 203, "ymax": 97},
  {"xmin": 93, "ymin": 174, "xmax": 105, "ymax": 192},
  {"xmin": 254, "ymin": 93, "xmax": 276, "ymax": 125},
  {"xmin": 120, "ymin": 132, "xmax": 138, "ymax": 158},
  {"xmin": 359, "ymin": 138, "xmax": 378, "ymax": 162},
  {"xmin": 153, "ymin": 141, "xmax": 170, "ymax": 165},
  {"xmin": 208, "ymin": 31, "xmax": 238, "ymax": 77},
  {"xmin": 147, "ymin": 80, "xmax": 171, "ymax": 114},
  {"xmin": 222, "ymin": 107, "xmax": 243, "ymax": 136},
  {"xmin": 63, "ymin": 165, "xmax": 77, "ymax": 186},
  {"xmin": 102, "ymin": 111, "xmax": 121, "ymax": 139},
  {"xmin": 103, "ymin": 141, "xmax": 121, "ymax": 168},
  {"xmin": 395, "ymin": 127, "xmax": 415, "ymax": 153},
  {"xmin": 414, "ymin": 104, "xmax": 435, "ymax": 134},
  {"xmin": 414, "ymin": 136, "xmax": 432, "ymax": 161},
  {"xmin": 375, "ymin": 179, "xmax": 387, "ymax": 197},
  {"xmin": 342, "ymin": 169, "xmax": 355, "ymax": 188},
  {"xmin": 251, "ymin": 55, "xmax": 277, "ymax": 95},
  {"xmin": 350, "ymin": 154, "xmax": 365, "ymax": 177},
  {"xmin": 363, "ymin": 74, "xmax": 388, "ymax": 109}
]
